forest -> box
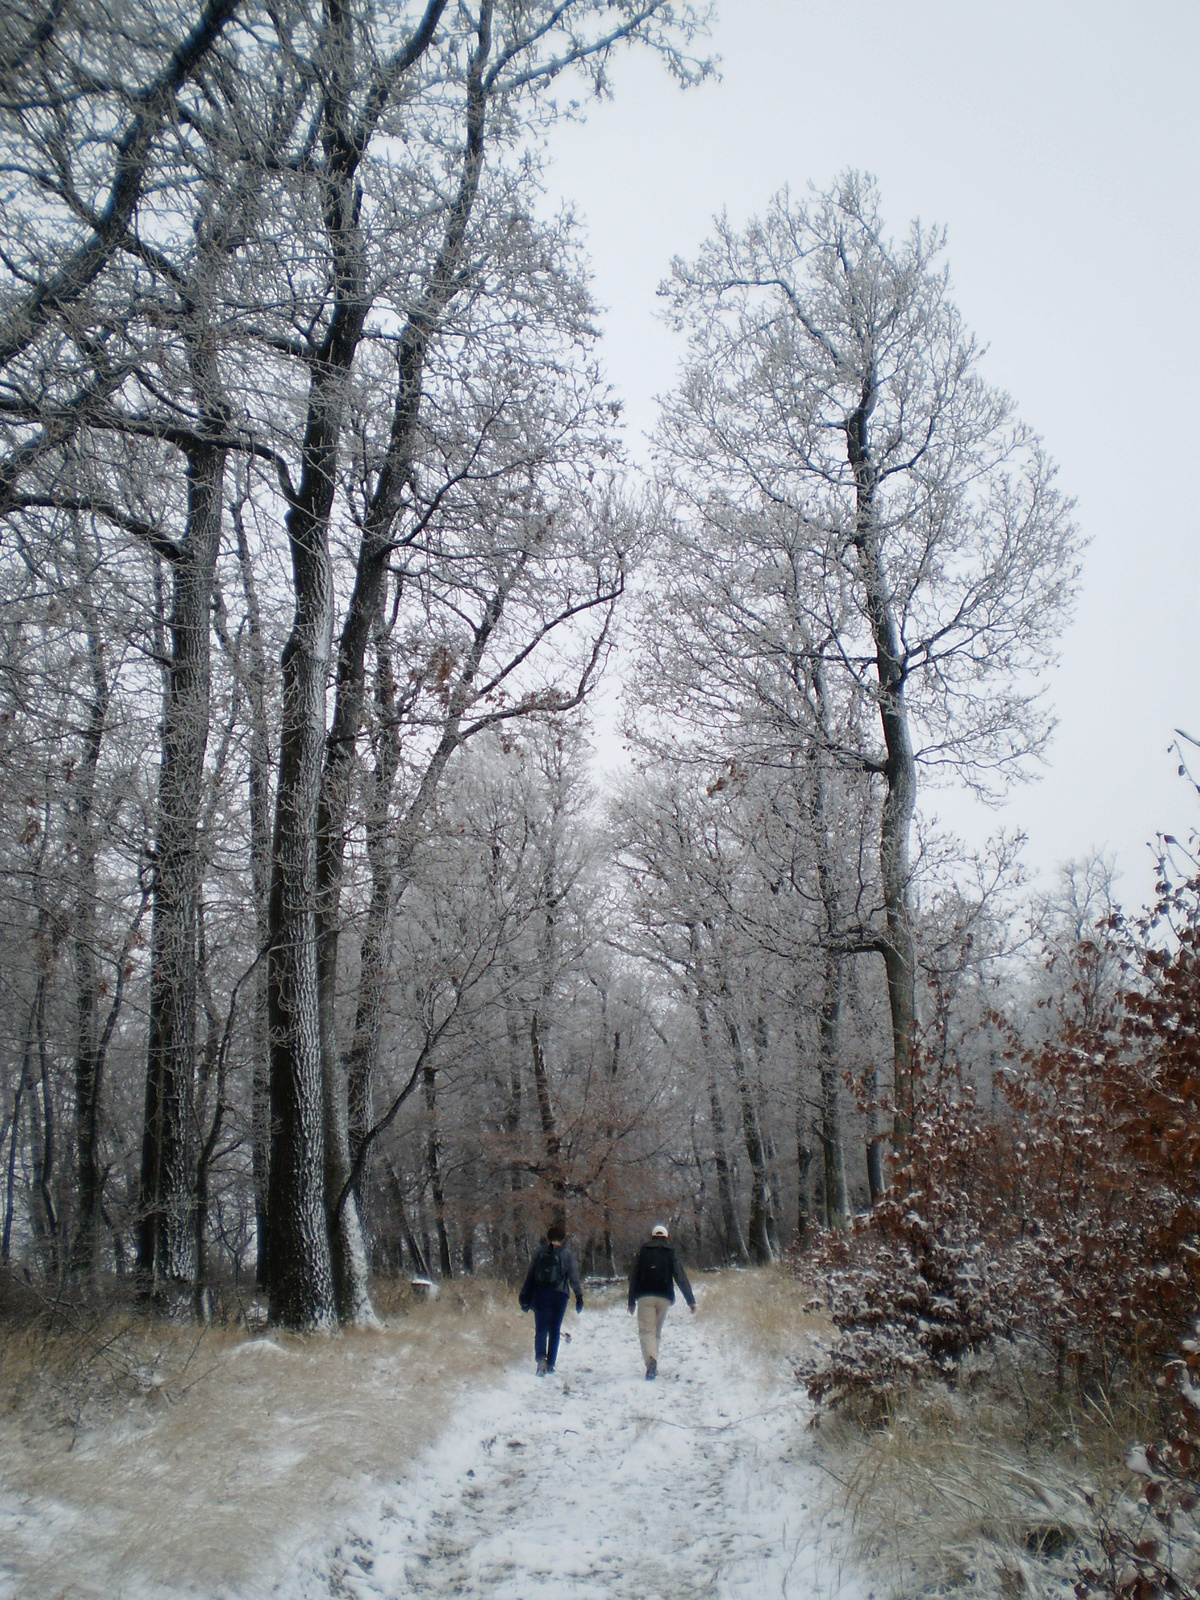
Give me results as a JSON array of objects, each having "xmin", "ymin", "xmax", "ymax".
[{"xmin": 3, "ymin": 6, "xmax": 1199, "ymax": 1535}]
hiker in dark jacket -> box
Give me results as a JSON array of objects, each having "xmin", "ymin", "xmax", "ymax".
[
  {"xmin": 627, "ymin": 1223, "xmax": 695, "ymax": 1380},
  {"xmin": 519, "ymin": 1221, "xmax": 583, "ymax": 1376}
]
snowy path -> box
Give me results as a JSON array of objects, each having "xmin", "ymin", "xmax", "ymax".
[{"xmin": 295, "ymin": 1288, "xmax": 862, "ymax": 1600}]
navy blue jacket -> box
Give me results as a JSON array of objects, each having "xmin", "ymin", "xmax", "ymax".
[{"xmin": 519, "ymin": 1243, "xmax": 583, "ymax": 1310}]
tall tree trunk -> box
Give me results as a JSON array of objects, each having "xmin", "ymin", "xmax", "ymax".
[
  {"xmin": 795, "ymin": 1120, "xmax": 814, "ymax": 1243},
  {"xmin": 751, "ymin": 1015, "xmax": 783, "ymax": 1257},
  {"xmin": 265, "ymin": 435, "xmax": 340, "ymax": 1330},
  {"xmin": 138, "ymin": 426, "xmax": 227, "ymax": 1299},
  {"xmin": 723, "ymin": 1007, "xmax": 777, "ymax": 1265},
  {"xmin": 422, "ymin": 1063, "xmax": 452, "ymax": 1277},
  {"xmin": 530, "ymin": 841, "xmax": 564, "ymax": 1201},
  {"xmin": 35, "ymin": 957, "xmax": 59, "ymax": 1276},
  {"xmin": 312, "ymin": 0, "xmax": 486, "ymax": 1328},
  {"xmin": 799, "ymin": 681, "xmax": 851, "ymax": 1231},
  {"xmin": 691, "ymin": 947, "xmax": 746, "ymax": 1264},
  {"xmin": 264, "ymin": 0, "xmax": 448, "ymax": 1331},
  {"xmin": 866, "ymin": 1054, "xmax": 886, "ymax": 1205},
  {"xmin": 233, "ymin": 500, "xmax": 273, "ymax": 1290},
  {"xmin": 689, "ymin": 1110, "xmax": 707, "ymax": 1263},
  {"xmin": 846, "ymin": 382, "xmax": 918, "ymax": 1163},
  {"xmin": 602, "ymin": 1021, "xmax": 620, "ymax": 1276},
  {"xmin": 816, "ymin": 949, "xmax": 849, "ymax": 1229},
  {"xmin": 69, "ymin": 535, "xmax": 108, "ymax": 1274},
  {"xmin": 503, "ymin": 982, "xmax": 526, "ymax": 1269},
  {"xmin": 530, "ymin": 1011, "xmax": 562, "ymax": 1198},
  {"xmin": 342, "ymin": 619, "xmax": 403, "ymax": 1237},
  {"xmin": 2, "ymin": 996, "xmax": 37, "ymax": 1264}
]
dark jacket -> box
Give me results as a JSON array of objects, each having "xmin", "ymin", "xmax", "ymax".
[
  {"xmin": 519, "ymin": 1243, "xmax": 583, "ymax": 1310},
  {"xmin": 628, "ymin": 1239, "xmax": 695, "ymax": 1310}
]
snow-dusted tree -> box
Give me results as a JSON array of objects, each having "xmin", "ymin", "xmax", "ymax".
[
  {"xmin": 0, "ymin": 0, "xmax": 712, "ymax": 1324},
  {"xmin": 337, "ymin": 721, "xmax": 681, "ymax": 1279},
  {"xmin": 226, "ymin": 0, "xmax": 711, "ymax": 1330},
  {"xmin": 653, "ymin": 172, "xmax": 1081, "ymax": 1161}
]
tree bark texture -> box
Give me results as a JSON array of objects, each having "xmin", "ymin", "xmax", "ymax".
[
  {"xmin": 691, "ymin": 948, "xmax": 747, "ymax": 1265},
  {"xmin": 69, "ymin": 544, "xmax": 108, "ymax": 1274},
  {"xmin": 310, "ymin": 0, "xmax": 470, "ymax": 1325},
  {"xmin": 846, "ymin": 382, "xmax": 918, "ymax": 1163},
  {"xmin": 422, "ymin": 1063, "xmax": 453, "ymax": 1277},
  {"xmin": 234, "ymin": 505, "xmax": 274, "ymax": 1289},
  {"xmin": 817, "ymin": 950, "xmax": 849, "ymax": 1230},
  {"xmin": 139, "ymin": 432, "xmax": 226, "ymax": 1296},
  {"xmin": 723, "ymin": 1008, "xmax": 777, "ymax": 1265}
]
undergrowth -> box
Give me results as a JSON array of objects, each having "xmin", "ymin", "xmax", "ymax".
[
  {"xmin": 801, "ymin": 1302, "xmax": 1200, "ymax": 1600},
  {"xmin": 0, "ymin": 1268, "xmax": 526, "ymax": 1600}
]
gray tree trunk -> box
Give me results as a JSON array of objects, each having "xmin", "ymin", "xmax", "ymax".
[
  {"xmin": 265, "ymin": 0, "xmax": 448, "ymax": 1329},
  {"xmin": 138, "ymin": 429, "xmax": 226, "ymax": 1298},
  {"xmin": 846, "ymin": 381, "xmax": 918, "ymax": 1163},
  {"xmin": 314, "ymin": 37, "xmax": 488, "ymax": 1320},
  {"xmin": 422, "ymin": 1063, "xmax": 453, "ymax": 1277},
  {"xmin": 265, "ymin": 414, "xmax": 342, "ymax": 1330},
  {"xmin": 691, "ymin": 946, "xmax": 746, "ymax": 1264},
  {"xmin": 723, "ymin": 1007, "xmax": 777, "ymax": 1265},
  {"xmin": 68, "ymin": 537, "xmax": 108, "ymax": 1275},
  {"xmin": 233, "ymin": 503, "xmax": 273, "ymax": 1289}
]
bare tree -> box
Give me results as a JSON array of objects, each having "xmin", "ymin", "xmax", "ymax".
[{"xmin": 653, "ymin": 172, "xmax": 1081, "ymax": 1168}]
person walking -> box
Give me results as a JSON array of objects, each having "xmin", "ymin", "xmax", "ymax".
[
  {"xmin": 518, "ymin": 1220, "xmax": 583, "ymax": 1376},
  {"xmin": 627, "ymin": 1222, "xmax": 695, "ymax": 1380}
]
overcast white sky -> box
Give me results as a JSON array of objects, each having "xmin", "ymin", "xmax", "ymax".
[{"xmin": 542, "ymin": 0, "xmax": 1200, "ymax": 909}]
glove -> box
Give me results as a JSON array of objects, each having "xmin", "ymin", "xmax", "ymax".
[
  {"xmin": 520, "ymin": 1303, "xmax": 530, "ymax": 1314},
  {"xmin": 575, "ymin": 1298, "xmax": 583, "ymax": 1313},
  {"xmin": 628, "ymin": 1303, "xmax": 635, "ymax": 1315}
]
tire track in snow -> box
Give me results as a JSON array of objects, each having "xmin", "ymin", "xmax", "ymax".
[{"xmin": 296, "ymin": 1289, "xmax": 862, "ymax": 1600}]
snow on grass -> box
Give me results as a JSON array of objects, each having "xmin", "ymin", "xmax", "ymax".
[
  {"xmin": 0, "ymin": 1281, "xmax": 525, "ymax": 1600},
  {"xmin": 0, "ymin": 1274, "xmax": 867, "ymax": 1600},
  {"xmin": 295, "ymin": 1278, "xmax": 863, "ymax": 1600}
]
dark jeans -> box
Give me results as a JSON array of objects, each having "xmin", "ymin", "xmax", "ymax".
[{"xmin": 532, "ymin": 1287, "xmax": 570, "ymax": 1367}]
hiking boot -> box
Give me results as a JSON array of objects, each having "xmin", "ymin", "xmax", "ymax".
[
  {"xmin": 536, "ymin": 1357, "xmax": 547, "ymax": 1376},
  {"xmin": 546, "ymin": 1364, "xmax": 555, "ymax": 1374},
  {"xmin": 645, "ymin": 1358, "xmax": 657, "ymax": 1380}
]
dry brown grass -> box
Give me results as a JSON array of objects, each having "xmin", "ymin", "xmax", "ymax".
[
  {"xmin": 691, "ymin": 1266, "xmax": 1181, "ymax": 1598},
  {"xmin": 819, "ymin": 1345, "xmax": 1177, "ymax": 1600},
  {"xmin": 697, "ymin": 1263, "xmax": 832, "ymax": 1376},
  {"xmin": 0, "ymin": 1275, "xmax": 526, "ymax": 1599}
]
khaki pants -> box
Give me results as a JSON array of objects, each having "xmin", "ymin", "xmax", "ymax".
[{"xmin": 636, "ymin": 1295, "xmax": 670, "ymax": 1366}]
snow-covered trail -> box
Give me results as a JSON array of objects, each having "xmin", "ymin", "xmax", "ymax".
[{"xmin": 294, "ymin": 1287, "xmax": 861, "ymax": 1600}]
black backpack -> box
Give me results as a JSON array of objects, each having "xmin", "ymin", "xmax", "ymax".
[
  {"xmin": 532, "ymin": 1245, "xmax": 564, "ymax": 1291},
  {"xmin": 639, "ymin": 1244, "xmax": 674, "ymax": 1296}
]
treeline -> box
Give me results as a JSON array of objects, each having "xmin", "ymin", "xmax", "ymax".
[
  {"xmin": 0, "ymin": 0, "xmax": 713, "ymax": 1328},
  {"xmin": 1, "ymin": 1, "xmax": 1097, "ymax": 1334}
]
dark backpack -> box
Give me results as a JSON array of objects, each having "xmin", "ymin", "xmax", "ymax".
[
  {"xmin": 532, "ymin": 1245, "xmax": 564, "ymax": 1291},
  {"xmin": 639, "ymin": 1244, "xmax": 674, "ymax": 1296}
]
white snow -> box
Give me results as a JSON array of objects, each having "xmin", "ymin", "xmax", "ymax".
[
  {"xmin": 1, "ymin": 1283, "xmax": 868, "ymax": 1600},
  {"xmin": 289, "ymin": 1286, "xmax": 865, "ymax": 1600}
]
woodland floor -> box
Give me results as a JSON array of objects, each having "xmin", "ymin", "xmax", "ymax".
[{"xmin": 0, "ymin": 1272, "xmax": 866, "ymax": 1600}]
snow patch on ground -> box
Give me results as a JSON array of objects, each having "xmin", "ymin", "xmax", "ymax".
[
  {"xmin": 293, "ymin": 1287, "xmax": 864, "ymax": 1600},
  {"xmin": 0, "ymin": 1283, "xmax": 866, "ymax": 1599}
]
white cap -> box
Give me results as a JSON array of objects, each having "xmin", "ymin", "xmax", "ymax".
[{"xmin": 651, "ymin": 1223, "xmax": 669, "ymax": 1238}]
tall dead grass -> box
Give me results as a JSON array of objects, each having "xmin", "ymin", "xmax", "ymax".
[
  {"xmin": 698, "ymin": 1264, "xmax": 831, "ymax": 1375},
  {"xmin": 694, "ymin": 1267, "xmax": 1183, "ymax": 1597},
  {"xmin": 0, "ymin": 1274, "xmax": 526, "ymax": 1600},
  {"xmin": 820, "ymin": 1343, "xmax": 1180, "ymax": 1600}
]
